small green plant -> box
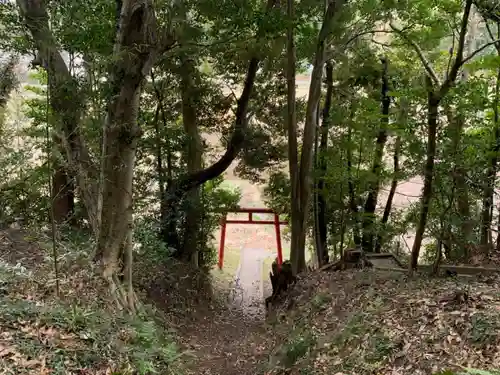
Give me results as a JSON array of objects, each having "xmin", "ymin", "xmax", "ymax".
[
  {"xmin": 461, "ymin": 368, "xmax": 500, "ymax": 375},
  {"xmin": 365, "ymin": 331, "xmax": 395, "ymax": 363},
  {"xmin": 311, "ymin": 292, "xmax": 332, "ymax": 310},
  {"xmin": 469, "ymin": 313, "xmax": 500, "ymax": 347},
  {"xmin": 332, "ymin": 313, "xmax": 367, "ymax": 347},
  {"xmin": 282, "ymin": 331, "xmax": 316, "ymax": 368}
]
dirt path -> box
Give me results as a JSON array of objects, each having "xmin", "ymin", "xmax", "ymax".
[
  {"xmin": 182, "ymin": 170, "xmax": 278, "ymax": 374},
  {"xmin": 236, "ymin": 247, "xmax": 274, "ymax": 318},
  {"xmin": 185, "ymin": 247, "xmax": 272, "ymax": 375}
]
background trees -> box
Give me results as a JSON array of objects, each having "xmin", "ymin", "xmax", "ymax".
[
  {"xmin": 0, "ymin": 0, "xmax": 500, "ymax": 292},
  {"xmin": 3, "ymin": 0, "xmax": 500, "ymax": 373}
]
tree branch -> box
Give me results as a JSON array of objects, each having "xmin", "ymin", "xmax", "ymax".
[
  {"xmin": 474, "ymin": 0, "xmax": 500, "ymax": 23},
  {"xmin": 390, "ymin": 23, "xmax": 441, "ymax": 86},
  {"xmin": 438, "ymin": 0, "xmax": 473, "ymax": 98},
  {"xmin": 461, "ymin": 37, "xmax": 500, "ymax": 64},
  {"xmin": 484, "ymin": 19, "xmax": 500, "ymax": 53}
]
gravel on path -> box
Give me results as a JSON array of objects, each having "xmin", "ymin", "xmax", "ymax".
[{"xmin": 236, "ymin": 247, "xmax": 274, "ymax": 318}]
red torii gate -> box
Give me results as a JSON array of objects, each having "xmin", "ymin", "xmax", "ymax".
[{"xmin": 218, "ymin": 207, "xmax": 287, "ymax": 270}]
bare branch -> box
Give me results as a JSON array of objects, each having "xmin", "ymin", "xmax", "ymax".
[
  {"xmin": 474, "ymin": 0, "xmax": 500, "ymax": 23},
  {"xmin": 370, "ymin": 37, "xmax": 393, "ymax": 48},
  {"xmin": 461, "ymin": 38, "xmax": 500, "ymax": 65},
  {"xmin": 324, "ymin": 29, "xmax": 393, "ymax": 60}
]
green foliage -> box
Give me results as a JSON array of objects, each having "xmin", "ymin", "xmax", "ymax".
[
  {"xmin": 365, "ymin": 332, "xmax": 396, "ymax": 363},
  {"xmin": 460, "ymin": 370, "xmax": 500, "ymax": 375},
  {"xmin": 332, "ymin": 313, "xmax": 368, "ymax": 347},
  {"xmin": 134, "ymin": 216, "xmax": 173, "ymax": 261},
  {"xmin": 0, "ymin": 71, "xmax": 55, "ymax": 226},
  {"xmin": 0, "ymin": 260, "xmax": 182, "ymax": 375},
  {"xmin": 469, "ymin": 313, "xmax": 500, "ymax": 347},
  {"xmin": 264, "ymin": 170, "xmax": 291, "ymax": 215},
  {"xmin": 281, "ymin": 330, "xmax": 316, "ymax": 368},
  {"xmin": 134, "ymin": 175, "xmax": 240, "ymax": 268},
  {"xmin": 311, "ymin": 292, "xmax": 332, "ymax": 311}
]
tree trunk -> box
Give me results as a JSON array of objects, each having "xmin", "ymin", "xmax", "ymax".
[
  {"xmin": 18, "ymin": 0, "xmax": 164, "ymax": 311},
  {"xmin": 0, "ymin": 56, "xmax": 17, "ymax": 115},
  {"xmin": 446, "ymin": 107, "xmax": 472, "ymax": 259},
  {"xmin": 497, "ymin": 202, "xmax": 500, "ymax": 253},
  {"xmin": 179, "ymin": 57, "xmax": 203, "ymax": 266},
  {"xmin": 153, "ymin": 102, "xmax": 166, "ymax": 220},
  {"xmin": 286, "ymin": 0, "xmax": 300, "ymax": 273},
  {"xmin": 346, "ymin": 118, "xmax": 361, "ymax": 247},
  {"xmin": 446, "ymin": 21, "xmax": 476, "ymax": 259},
  {"xmin": 313, "ymin": 101, "xmax": 321, "ymax": 268},
  {"xmin": 94, "ymin": 0, "xmax": 157, "ymax": 310},
  {"xmin": 315, "ymin": 61, "xmax": 334, "ymax": 266},
  {"xmin": 361, "ymin": 57, "xmax": 390, "ymax": 253},
  {"xmin": 151, "ymin": 72, "xmax": 173, "ymax": 228},
  {"xmin": 290, "ymin": 0, "xmax": 347, "ymax": 275},
  {"xmin": 408, "ymin": 0, "xmax": 473, "ymax": 271},
  {"xmin": 432, "ymin": 232, "xmax": 443, "ymax": 275},
  {"xmin": 51, "ymin": 161, "xmax": 75, "ymax": 226},
  {"xmin": 374, "ymin": 135, "xmax": 401, "ymax": 253},
  {"xmin": 16, "ymin": 0, "xmax": 100, "ymax": 231},
  {"xmin": 481, "ymin": 41, "xmax": 500, "ymax": 248},
  {"xmin": 411, "ymin": 80, "xmax": 439, "ymax": 270}
]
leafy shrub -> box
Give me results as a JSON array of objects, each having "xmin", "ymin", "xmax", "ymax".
[{"xmin": 134, "ymin": 175, "xmax": 240, "ymax": 269}]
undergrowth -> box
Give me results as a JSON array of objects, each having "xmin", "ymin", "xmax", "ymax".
[
  {"xmin": 264, "ymin": 270, "xmax": 500, "ymax": 375},
  {"xmin": 0, "ymin": 231, "xmax": 184, "ymax": 375}
]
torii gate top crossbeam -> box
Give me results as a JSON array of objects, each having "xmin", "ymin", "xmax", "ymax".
[{"xmin": 218, "ymin": 207, "xmax": 287, "ymax": 270}]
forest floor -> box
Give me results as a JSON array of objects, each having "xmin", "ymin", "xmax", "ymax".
[
  {"xmin": 174, "ymin": 266, "xmax": 500, "ymax": 375},
  {"xmin": 1, "ymin": 227, "xmax": 500, "ymax": 374}
]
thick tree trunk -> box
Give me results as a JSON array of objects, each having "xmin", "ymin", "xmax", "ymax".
[
  {"xmin": 94, "ymin": 0, "xmax": 157, "ymax": 306},
  {"xmin": 18, "ymin": 0, "xmax": 164, "ymax": 311},
  {"xmin": 374, "ymin": 135, "xmax": 401, "ymax": 253},
  {"xmin": 314, "ymin": 61, "xmax": 334, "ymax": 267},
  {"xmin": 361, "ymin": 57, "xmax": 390, "ymax": 252},
  {"xmin": 179, "ymin": 57, "xmax": 203, "ymax": 266}
]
